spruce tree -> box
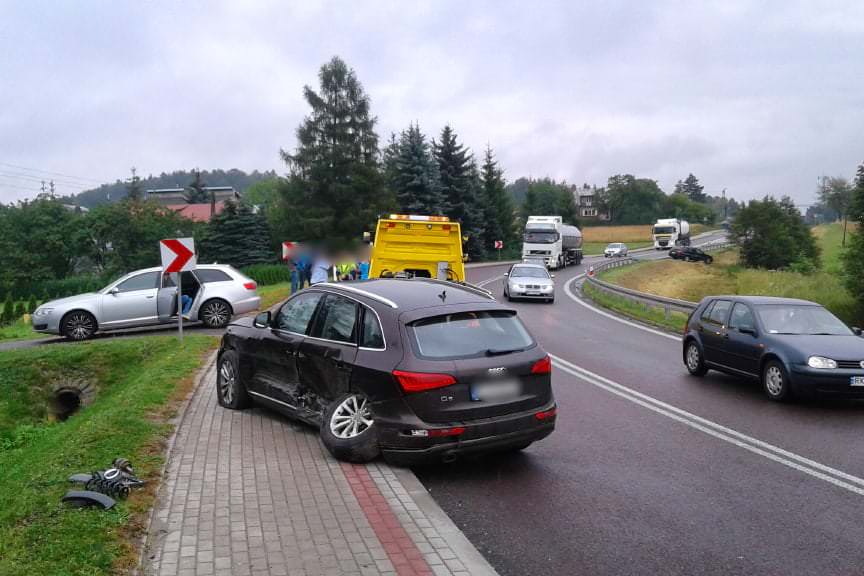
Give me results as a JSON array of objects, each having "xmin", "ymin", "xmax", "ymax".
[
  {"xmin": 27, "ymin": 294, "xmax": 38, "ymax": 314},
  {"xmin": 13, "ymin": 301, "xmax": 25, "ymax": 319},
  {"xmin": 200, "ymin": 201, "xmax": 274, "ymax": 268},
  {"xmin": 2, "ymin": 294, "xmax": 13, "ymax": 325},
  {"xmin": 392, "ymin": 124, "xmax": 444, "ymax": 214},
  {"xmin": 278, "ymin": 56, "xmax": 394, "ymax": 245},
  {"xmin": 184, "ymin": 169, "xmax": 209, "ymax": 204},
  {"xmin": 842, "ymin": 162, "xmax": 864, "ymax": 320},
  {"xmin": 126, "ymin": 167, "xmax": 144, "ymax": 202},
  {"xmin": 481, "ymin": 146, "xmax": 516, "ymax": 252},
  {"xmin": 674, "ymin": 173, "xmax": 706, "ymax": 203}
]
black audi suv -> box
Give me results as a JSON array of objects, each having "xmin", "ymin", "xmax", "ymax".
[
  {"xmin": 216, "ymin": 278, "xmax": 556, "ymax": 463},
  {"xmin": 682, "ymin": 295, "xmax": 864, "ymax": 401}
]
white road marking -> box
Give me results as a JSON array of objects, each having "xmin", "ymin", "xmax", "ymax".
[
  {"xmin": 551, "ymin": 354, "xmax": 864, "ymax": 496},
  {"xmin": 563, "ymin": 273, "xmax": 679, "ymax": 341},
  {"xmin": 476, "ymin": 274, "xmax": 503, "ymax": 288}
]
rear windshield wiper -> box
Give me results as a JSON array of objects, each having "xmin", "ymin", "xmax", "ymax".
[{"xmin": 486, "ymin": 347, "xmax": 524, "ymax": 356}]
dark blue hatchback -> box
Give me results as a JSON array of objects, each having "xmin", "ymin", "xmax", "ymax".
[{"xmin": 682, "ymin": 296, "xmax": 864, "ymax": 401}]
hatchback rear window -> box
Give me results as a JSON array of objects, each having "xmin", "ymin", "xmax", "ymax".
[
  {"xmin": 196, "ymin": 269, "xmax": 232, "ymax": 283},
  {"xmin": 409, "ymin": 310, "xmax": 534, "ymax": 360}
]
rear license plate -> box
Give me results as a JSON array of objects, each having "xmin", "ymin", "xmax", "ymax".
[
  {"xmin": 851, "ymin": 376, "xmax": 864, "ymax": 387},
  {"xmin": 470, "ymin": 379, "xmax": 520, "ymax": 402}
]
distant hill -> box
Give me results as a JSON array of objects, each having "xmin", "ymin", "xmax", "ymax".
[{"xmin": 60, "ymin": 168, "xmax": 279, "ymax": 208}]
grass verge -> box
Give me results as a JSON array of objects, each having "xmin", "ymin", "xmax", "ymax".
[
  {"xmin": 598, "ymin": 249, "xmax": 859, "ymax": 324},
  {"xmin": 582, "ymin": 282, "xmax": 688, "ymax": 333},
  {"xmin": 0, "ymin": 335, "xmax": 217, "ymax": 575},
  {"xmin": 0, "ymin": 316, "xmax": 49, "ymax": 342},
  {"xmin": 258, "ymin": 282, "xmax": 292, "ymax": 309}
]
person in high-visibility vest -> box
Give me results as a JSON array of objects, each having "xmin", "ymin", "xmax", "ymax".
[{"xmin": 337, "ymin": 261, "xmax": 357, "ymax": 281}]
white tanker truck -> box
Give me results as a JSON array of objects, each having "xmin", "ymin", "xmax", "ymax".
[
  {"xmin": 652, "ymin": 218, "xmax": 691, "ymax": 249},
  {"xmin": 522, "ymin": 215, "xmax": 583, "ymax": 269}
]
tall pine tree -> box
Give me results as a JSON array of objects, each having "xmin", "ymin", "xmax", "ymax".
[
  {"xmin": 673, "ymin": 173, "xmax": 706, "ymax": 203},
  {"xmin": 126, "ymin": 167, "xmax": 144, "ymax": 202},
  {"xmin": 200, "ymin": 201, "xmax": 273, "ymax": 268},
  {"xmin": 185, "ymin": 169, "xmax": 209, "ymax": 204},
  {"xmin": 481, "ymin": 145, "xmax": 516, "ymax": 251},
  {"xmin": 278, "ymin": 56, "xmax": 394, "ymax": 244},
  {"xmin": 391, "ymin": 123, "xmax": 444, "ymax": 214},
  {"xmin": 433, "ymin": 125, "xmax": 484, "ymax": 260}
]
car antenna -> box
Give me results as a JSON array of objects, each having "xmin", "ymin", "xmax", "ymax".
[{"xmin": 438, "ymin": 290, "xmax": 446, "ymax": 302}]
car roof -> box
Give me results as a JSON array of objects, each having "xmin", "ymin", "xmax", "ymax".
[
  {"xmin": 317, "ymin": 278, "xmax": 496, "ymax": 311},
  {"xmin": 701, "ymin": 295, "xmax": 820, "ymax": 306},
  {"xmin": 132, "ymin": 264, "xmax": 235, "ymax": 274},
  {"xmin": 511, "ymin": 263, "xmax": 547, "ymax": 270}
]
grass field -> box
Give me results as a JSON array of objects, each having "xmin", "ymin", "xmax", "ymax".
[
  {"xmin": 0, "ymin": 336, "xmax": 216, "ymax": 575},
  {"xmin": 599, "ymin": 249, "xmax": 859, "ymax": 324},
  {"xmin": 813, "ymin": 221, "xmax": 857, "ymax": 274},
  {"xmin": 581, "ymin": 223, "xmax": 713, "ymax": 244},
  {"xmin": 258, "ymin": 282, "xmax": 292, "ymax": 309}
]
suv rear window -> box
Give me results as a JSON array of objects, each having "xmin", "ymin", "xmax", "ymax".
[{"xmin": 409, "ymin": 310, "xmax": 534, "ymax": 360}]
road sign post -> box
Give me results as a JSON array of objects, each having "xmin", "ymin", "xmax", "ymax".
[
  {"xmin": 494, "ymin": 240, "xmax": 503, "ymax": 260},
  {"xmin": 160, "ymin": 238, "xmax": 196, "ymax": 342}
]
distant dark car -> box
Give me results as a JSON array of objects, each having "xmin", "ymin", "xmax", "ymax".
[
  {"xmin": 216, "ymin": 279, "xmax": 556, "ymax": 463},
  {"xmin": 682, "ymin": 296, "xmax": 864, "ymax": 401},
  {"xmin": 669, "ymin": 246, "xmax": 713, "ymax": 264}
]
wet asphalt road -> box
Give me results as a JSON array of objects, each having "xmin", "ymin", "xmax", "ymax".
[{"xmin": 415, "ymin": 236, "xmax": 864, "ymax": 576}]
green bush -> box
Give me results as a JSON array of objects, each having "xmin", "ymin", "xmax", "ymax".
[
  {"xmin": 26, "ymin": 296, "xmax": 37, "ymax": 314},
  {"xmin": 1, "ymin": 296, "xmax": 13, "ymax": 326},
  {"xmin": 13, "ymin": 302, "xmax": 25, "ymax": 319},
  {"xmin": 242, "ymin": 264, "xmax": 292, "ymax": 286}
]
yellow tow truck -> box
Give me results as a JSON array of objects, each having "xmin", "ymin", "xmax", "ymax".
[{"xmin": 368, "ymin": 214, "xmax": 466, "ymax": 281}]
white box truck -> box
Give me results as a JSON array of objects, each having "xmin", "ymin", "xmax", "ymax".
[
  {"xmin": 522, "ymin": 215, "xmax": 583, "ymax": 269},
  {"xmin": 652, "ymin": 218, "xmax": 691, "ymax": 249}
]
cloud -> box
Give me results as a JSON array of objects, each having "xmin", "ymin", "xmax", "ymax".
[{"xmin": 1, "ymin": 0, "xmax": 863, "ymax": 206}]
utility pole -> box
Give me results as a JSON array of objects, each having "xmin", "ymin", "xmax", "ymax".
[
  {"xmin": 722, "ymin": 188, "xmax": 727, "ymax": 220},
  {"xmin": 49, "ymin": 180, "xmax": 55, "ymax": 196},
  {"xmin": 40, "ymin": 180, "xmax": 47, "ymax": 194}
]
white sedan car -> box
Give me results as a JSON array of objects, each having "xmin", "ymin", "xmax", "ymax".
[
  {"xmin": 604, "ymin": 243, "xmax": 629, "ymax": 257},
  {"xmin": 31, "ymin": 264, "xmax": 261, "ymax": 340}
]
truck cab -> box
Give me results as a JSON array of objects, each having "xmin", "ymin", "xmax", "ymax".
[
  {"xmin": 522, "ymin": 215, "xmax": 583, "ymax": 269},
  {"xmin": 653, "ymin": 218, "xmax": 691, "ymax": 250},
  {"xmin": 368, "ymin": 214, "xmax": 466, "ymax": 281}
]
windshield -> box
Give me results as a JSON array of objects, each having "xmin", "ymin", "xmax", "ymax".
[
  {"xmin": 756, "ymin": 305, "xmax": 852, "ymax": 336},
  {"xmin": 510, "ymin": 267, "xmax": 549, "ymax": 279},
  {"xmin": 409, "ymin": 310, "xmax": 535, "ymax": 359},
  {"xmin": 607, "ymin": 243, "xmax": 622, "ymax": 249},
  {"xmin": 653, "ymin": 226, "xmax": 675, "ymax": 235},
  {"xmin": 523, "ymin": 230, "xmax": 559, "ymax": 244}
]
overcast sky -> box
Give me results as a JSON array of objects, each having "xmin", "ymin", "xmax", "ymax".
[{"xmin": 1, "ymin": 0, "xmax": 863, "ymax": 206}]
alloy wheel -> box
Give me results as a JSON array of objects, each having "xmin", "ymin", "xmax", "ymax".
[
  {"xmin": 65, "ymin": 312, "xmax": 95, "ymax": 340},
  {"xmin": 765, "ymin": 365, "xmax": 784, "ymax": 397},
  {"xmin": 202, "ymin": 301, "xmax": 230, "ymax": 327},
  {"xmin": 219, "ymin": 359, "xmax": 236, "ymax": 405},
  {"xmin": 330, "ymin": 395, "xmax": 373, "ymax": 439},
  {"xmin": 686, "ymin": 344, "xmax": 701, "ymax": 371}
]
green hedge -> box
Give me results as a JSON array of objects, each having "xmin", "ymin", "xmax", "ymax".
[{"xmin": 241, "ymin": 264, "xmax": 292, "ymax": 286}]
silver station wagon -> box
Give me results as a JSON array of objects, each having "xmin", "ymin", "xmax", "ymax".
[{"xmin": 31, "ymin": 265, "xmax": 261, "ymax": 340}]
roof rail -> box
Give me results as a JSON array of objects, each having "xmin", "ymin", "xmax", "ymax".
[
  {"xmin": 411, "ymin": 277, "xmax": 495, "ymax": 300},
  {"xmin": 317, "ymin": 283, "xmax": 399, "ymax": 309}
]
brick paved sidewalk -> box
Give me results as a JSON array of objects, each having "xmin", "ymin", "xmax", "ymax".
[{"xmin": 142, "ymin": 354, "xmax": 497, "ymax": 576}]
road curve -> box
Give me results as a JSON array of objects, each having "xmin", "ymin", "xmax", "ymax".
[{"xmin": 416, "ymin": 235, "xmax": 864, "ymax": 576}]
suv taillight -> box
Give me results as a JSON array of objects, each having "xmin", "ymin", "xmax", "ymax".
[
  {"xmin": 393, "ymin": 370, "xmax": 456, "ymax": 393},
  {"xmin": 531, "ymin": 355, "xmax": 552, "ymax": 375},
  {"xmin": 243, "ymin": 281, "xmax": 257, "ymax": 290}
]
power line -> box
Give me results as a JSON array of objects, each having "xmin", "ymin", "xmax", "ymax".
[
  {"xmin": 0, "ymin": 171, "xmax": 90, "ymax": 190},
  {"xmin": 0, "ymin": 161, "xmax": 104, "ymax": 184}
]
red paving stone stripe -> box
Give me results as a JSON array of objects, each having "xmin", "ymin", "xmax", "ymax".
[{"xmin": 341, "ymin": 463, "xmax": 435, "ymax": 576}]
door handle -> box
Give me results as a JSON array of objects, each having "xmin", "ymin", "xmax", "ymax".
[{"xmin": 146, "ymin": 295, "xmax": 155, "ymax": 299}]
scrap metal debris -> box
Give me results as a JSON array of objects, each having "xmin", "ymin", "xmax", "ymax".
[{"xmin": 63, "ymin": 457, "xmax": 145, "ymax": 509}]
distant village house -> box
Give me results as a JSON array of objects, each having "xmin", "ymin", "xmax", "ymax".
[{"xmin": 145, "ymin": 186, "xmax": 241, "ymax": 222}]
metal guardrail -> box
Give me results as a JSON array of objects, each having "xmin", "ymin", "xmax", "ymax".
[{"xmin": 583, "ymin": 242, "xmax": 735, "ymax": 318}]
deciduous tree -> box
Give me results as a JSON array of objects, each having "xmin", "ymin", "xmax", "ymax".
[
  {"xmin": 842, "ymin": 163, "xmax": 864, "ymax": 320},
  {"xmin": 730, "ymin": 196, "xmax": 820, "ymax": 270}
]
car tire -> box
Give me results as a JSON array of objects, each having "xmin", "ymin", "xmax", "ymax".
[
  {"xmin": 61, "ymin": 310, "xmax": 97, "ymax": 341},
  {"xmin": 199, "ymin": 299, "xmax": 233, "ymax": 328},
  {"xmin": 216, "ymin": 350, "xmax": 250, "ymax": 409},
  {"xmin": 321, "ymin": 393, "xmax": 380, "ymax": 463},
  {"xmin": 684, "ymin": 340, "xmax": 708, "ymax": 376},
  {"xmin": 762, "ymin": 360, "xmax": 792, "ymax": 402}
]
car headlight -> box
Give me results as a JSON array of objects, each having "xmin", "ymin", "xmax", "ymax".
[
  {"xmin": 34, "ymin": 308, "xmax": 54, "ymax": 317},
  {"xmin": 808, "ymin": 356, "xmax": 837, "ymax": 369}
]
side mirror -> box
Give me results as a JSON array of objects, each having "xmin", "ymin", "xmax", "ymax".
[
  {"xmin": 108, "ymin": 287, "xmax": 119, "ymax": 295},
  {"xmin": 253, "ymin": 311, "xmax": 271, "ymax": 328},
  {"xmin": 739, "ymin": 326, "xmax": 756, "ymax": 336},
  {"xmin": 852, "ymin": 327, "xmax": 862, "ymax": 336}
]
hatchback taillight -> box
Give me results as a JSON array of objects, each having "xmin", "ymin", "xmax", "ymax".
[
  {"xmin": 531, "ymin": 355, "xmax": 552, "ymax": 375},
  {"xmin": 243, "ymin": 281, "xmax": 257, "ymax": 290},
  {"xmin": 392, "ymin": 370, "xmax": 456, "ymax": 393}
]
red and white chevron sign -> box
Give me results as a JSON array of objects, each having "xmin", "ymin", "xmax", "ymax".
[{"xmin": 160, "ymin": 238, "xmax": 196, "ymax": 273}]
